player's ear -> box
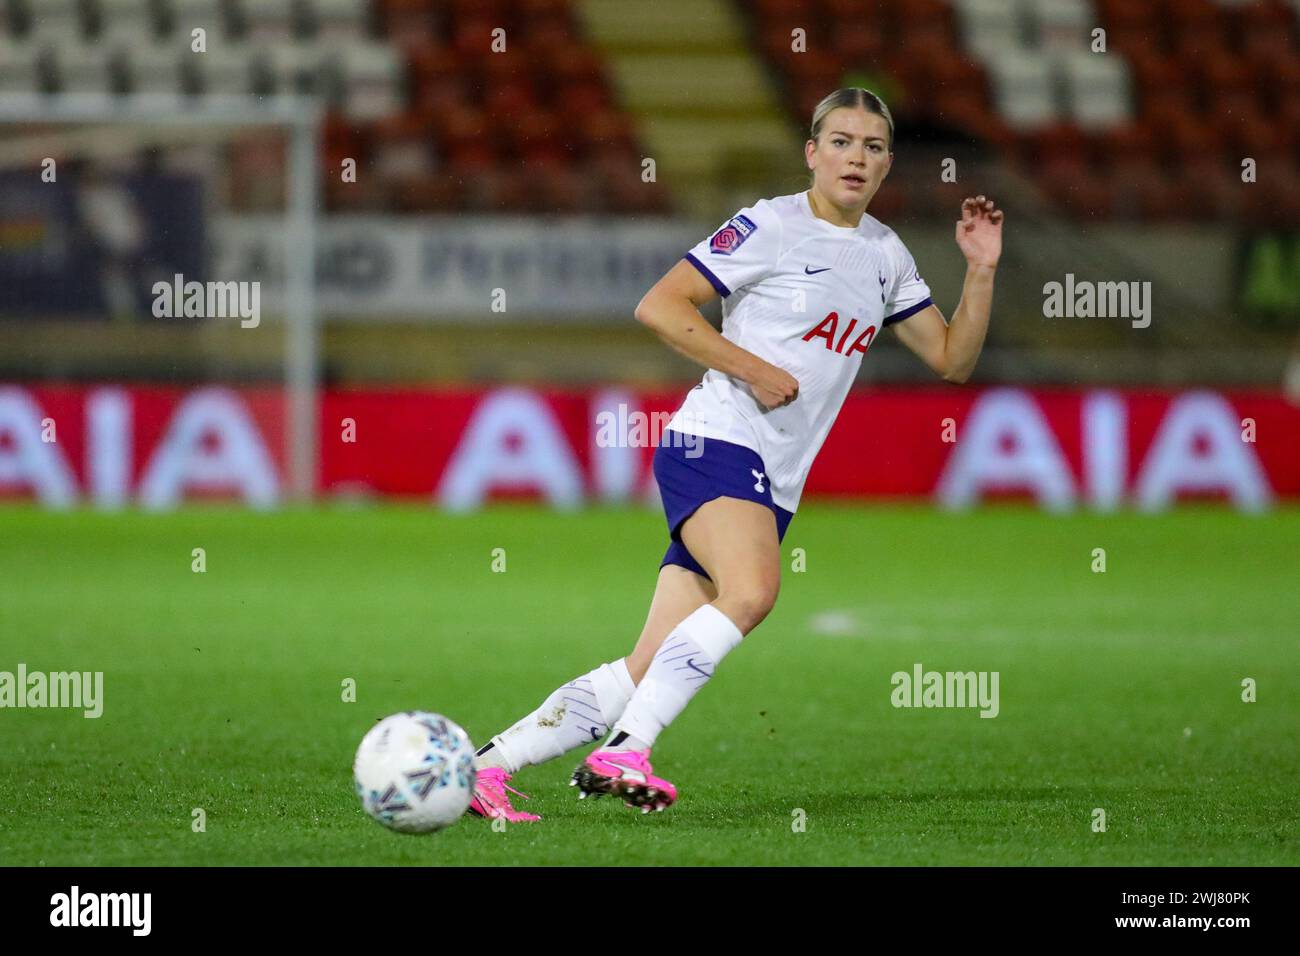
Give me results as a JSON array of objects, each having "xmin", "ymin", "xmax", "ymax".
[{"xmin": 804, "ymin": 138, "xmax": 817, "ymax": 170}]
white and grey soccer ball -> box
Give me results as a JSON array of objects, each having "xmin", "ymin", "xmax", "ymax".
[{"xmin": 354, "ymin": 711, "xmax": 477, "ymax": 834}]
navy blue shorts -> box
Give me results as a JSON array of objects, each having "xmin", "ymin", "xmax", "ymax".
[{"xmin": 653, "ymin": 431, "xmax": 794, "ymax": 582}]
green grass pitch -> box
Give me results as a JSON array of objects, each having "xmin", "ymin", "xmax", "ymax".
[{"xmin": 1, "ymin": 503, "xmax": 1296, "ymax": 866}]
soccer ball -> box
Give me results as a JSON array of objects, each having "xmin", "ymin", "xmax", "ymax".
[{"xmin": 353, "ymin": 711, "xmax": 477, "ymax": 834}]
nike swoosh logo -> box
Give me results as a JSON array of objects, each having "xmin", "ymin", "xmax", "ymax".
[
  {"xmin": 804, "ymin": 266, "xmax": 832, "ymax": 275},
  {"xmin": 683, "ymin": 657, "xmax": 710, "ymax": 678}
]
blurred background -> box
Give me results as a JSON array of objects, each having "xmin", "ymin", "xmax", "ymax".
[{"xmin": 0, "ymin": 0, "xmax": 1297, "ymax": 509}]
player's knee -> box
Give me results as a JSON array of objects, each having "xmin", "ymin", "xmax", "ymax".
[{"xmin": 725, "ymin": 574, "xmax": 780, "ymax": 633}]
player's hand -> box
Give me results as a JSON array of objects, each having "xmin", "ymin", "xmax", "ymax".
[
  {"xmin": 751, "ymin": 365, "xmax": 799, "ymax": 409},
  {"xmin": 955, "ymin": 195, "xmax": 1003, "ymax": 269}
]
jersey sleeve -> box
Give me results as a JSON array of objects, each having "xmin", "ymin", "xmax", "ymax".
[
  {"xmin": 682, "ymin": 201, "xmax": 783, "ymax": 298},
  {"xmin": 883, "ymin": 236, "xmax": 934, "ymax": 327}
]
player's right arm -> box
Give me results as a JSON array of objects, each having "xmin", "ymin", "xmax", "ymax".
[
  {"xmin": 636, "ymin": 204, "xmax": 800, "ymax": 409},
  {"xmin": 635, "ymin": 261, "xmax": 798, "ymax": 409}
]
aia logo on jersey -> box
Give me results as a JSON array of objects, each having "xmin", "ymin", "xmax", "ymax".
[
  {"xmin": 709, "ymin": 214, "xmax": 757, "ymax": 256},
  {"xmin": 802, "ymin": 311, "xmax": 877, "ymax": 357}
]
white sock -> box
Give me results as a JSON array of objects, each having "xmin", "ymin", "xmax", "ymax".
[
  {"xmin": 476, "ymin": 659, "xmax": 637, "ymax": 773},
  {"xmin": 607, "ymin": 604, "xmax": 743, "ymax": 750}
]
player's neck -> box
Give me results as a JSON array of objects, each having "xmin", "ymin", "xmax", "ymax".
[{"xmin": 806, "ymin": 188, "xmax": 866, "ymax": 229}]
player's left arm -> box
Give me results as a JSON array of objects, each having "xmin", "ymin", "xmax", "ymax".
[{"xmin": 891, "ymin": 196, "xmax": 1003, "ymax": 384}]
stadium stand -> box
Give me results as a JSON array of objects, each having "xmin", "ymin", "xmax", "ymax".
[
  {"xmin": 744, "ymin": 0, "xmax": 1300, "ymax": 224},
  {"xmin": 1, "ymin": 0, "xmax": 1296, "ymax": 220},
  {"xmin": 0, "ymin": 0, "xmax": 668, "ymax": 214}
]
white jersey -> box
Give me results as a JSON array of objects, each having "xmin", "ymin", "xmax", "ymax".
[{"xmin": 669, "ymin": 190, "xmax": 934, "ymax": 512}]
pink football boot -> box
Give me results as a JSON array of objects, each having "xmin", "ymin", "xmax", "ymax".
[
  {"xmin": 570, "ymin": 748, "xmax": 677, "ymax": 813},
  {"xmin": 468, "ymin": 767, "xmax": 541, "ymax": 822}
]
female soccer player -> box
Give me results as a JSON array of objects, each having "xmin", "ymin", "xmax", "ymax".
[{"xmin": 469, "ymin": 87, "xmax": 1003, "ymax": 820}]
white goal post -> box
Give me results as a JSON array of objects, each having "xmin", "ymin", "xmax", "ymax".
[{"xmin": 0, "ymin": 94, "xmax": 323, "ymax": 502}]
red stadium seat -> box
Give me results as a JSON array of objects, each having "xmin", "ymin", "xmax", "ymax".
[
  {"xmin": 381, "ymin": 1, "xmax": 439, "ymax": 50},
  {"xmin": 1087, "ymin": 122, "xmax": 1158, "ymax": 170},
  {"xmin": 1093, "ymin": 0, "xmax": 1159, "ymax": 33},
  {"xmin": 1257, "ymin": 45, "xmax": 1300, "ymax": 102},
  {"xmin": 934, "ymin": 91, "xmax": 1014, "ymax": 147},
  {"xmin": 450, "ymin": 0, "xmax": 512, "ymax": 24},
  {"xmin": 554, "ymin": 81, "xmax": 612, "ymax": 116},
  {"xmin": 821, "ymin": 0, "xmax": 882, "ymax": 17},
  {"xmin": 885, "ymin": 0, "xmax": 951, "ymax": 30},
  {"xmin": 1215, "ymin": 107, "xmax": 1282, "ymax": 158},
  {"xmin": 753, "ymin": 0, "xmax": 823, "ymax": 20},
  {"xmin": 1189, "ymin": 51, "xmax": 1256, "ymax": 102},
  {"xmin": 1276, "ymin": 99, "xmax": 1300, "ymax": 159},
  {"xmin": 925, "ymin": 50, "xmax": 987, "ymax": 95},
  {"xmin": 483, "ymin": 77, "xmax": 541, "ymax": 117},
  {"xmin": 1240, "ymin": 18, "xmax": 1300, "ymax": 68},
  {"xmin": 413, "ymin": 71, "xmax": 471, "ymax": 115},
  {"xmin": 321, "ymin": 112, "xmax": 368, "ymax": 181},
  {"xmin": 543, "ymin": 46, "xmax": 605, "ymax": 84},
  {"xmin": 451, "ymin": 18, "xmax": 501, "ymax": 58},
  {"xmin": 527, "ymin": 160, "xmax": 586, "ymax": 214},
  {"xmin": 1023, "ymin": 122, "xmax": 1089, "ymax": 169},
  {"xmin": 759, "ymin": 23, "xmax": 802, "ymax": 66},
  {"xmin": 784, "ymin": 46, "xmax": 846, "ymax": 85},
  {"xmin": 434, "ymin": 104, "xmax": 492, "ymax": 156},
  {"xmin": 1149, "ymin": 110, "xmax": 1220, "ymax": 169},
  {"xmin": 577, "ymin": 108, "xmax": 637, "ymax": 154},
  {"xmin": 591, "ymin": 150, "xmax": 672, "ymax": 214},
  {"xmin": 791, "ymin": 78, "xmax": 845, "ymax": 120},
  {"xmin": 1241, "ymin": 1, "xmax": 1299, "ymax": 39},
  {"xmin": 379, "ymin": 0, "xmax": 437, "ymax": 16},
  {"xmin": 519, "ymin": 0, "xmax": 573, "ymax": 15},
  {"xmin": 1177, "ymin": 156, "xmax": 1244, "ymax": 221},
  {"xmin": 516, "ymin": 109, "xmax": 563, "ymax": 154},
  {"xmin": 1041, "ymin": 157, "xmax": 1116, "ymax": 220},
  {"xmin": 479, "ymin": 45, "xmax": 535, "ymax": 84},
  {"xmin": 522, "ymin": 16, "xmax": 577, "ymax": 61},
  {"xmin": 1232, "ymin": 0, "xmax": 1295, "ymax": 32},
  {"xmin": 477, "ymin": 166, "xmax": 532, "ymax": 212},
  {"xmin": 1109, "ymin": 157, "xmax": 1180, "ymax": 220},
  {"xmin": 1121, "ymin": 48, "xmax": 1183, "ymax": 94},
  {"xmin": 1161, "ymin": 0, "xmax": 1220, "ymax": 29},
  {"xmin": 446, "ymin": 141, "xmax": 497, "ymax": 175},
  {"xmin": 1139, "ymin": 88, "xmax": 1193, "ymax": 130},
  {"xmin": 1171, "ymin": 23, "xmax": 1227, "ymax": 63}
]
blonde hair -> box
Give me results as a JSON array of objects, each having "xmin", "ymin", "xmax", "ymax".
[{"xmin": 810, "ymin": 88, "xmax": 895, "ymax": 151}]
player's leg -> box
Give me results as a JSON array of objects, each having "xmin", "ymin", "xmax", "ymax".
[
  {"xmin": 574, "ymin": 496, "xmax": 781, "ymax": 810},
  {"xmin": 678, "ymin": 496, "xmax": 782, "ymax": 634},
  {"xmin": 626, "ymin": 562, "xmax": 718, "ymax": 683},
  {"xmin": 621, "ymin": 496, "xmax": 782, "ymax": 746},
  {"xmin": 468, "ymin": 560, "xmax": 715, "ymax": 821},
  {"xmin": 477, "ymin": 562, "xmax": 715, "ymax": 772}
]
